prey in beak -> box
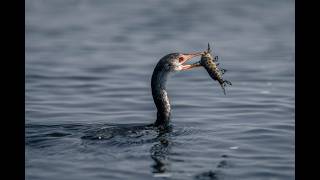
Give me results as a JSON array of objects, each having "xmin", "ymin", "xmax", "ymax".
[{"xmin": 175, "ymin": 52, "xmax": 203, "ymax": 71}]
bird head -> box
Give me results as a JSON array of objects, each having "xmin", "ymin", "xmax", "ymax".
[{"xmin": 158, "ymin": 52, "xmax": 203, "ymax": 72}]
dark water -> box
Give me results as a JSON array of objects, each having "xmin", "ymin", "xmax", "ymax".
[{"xmin": 26, "ymin": 0, "xmax": 294, "ymax": 179}]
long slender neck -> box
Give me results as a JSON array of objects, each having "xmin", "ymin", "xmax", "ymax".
[{"xmin": 151, "ymin": 66, "xmax": 171, "ymax": 126}]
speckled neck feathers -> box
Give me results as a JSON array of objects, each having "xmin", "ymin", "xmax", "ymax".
[{"xmin": 151, "ymin": 60, "xmax": 172, "ymax": 126}]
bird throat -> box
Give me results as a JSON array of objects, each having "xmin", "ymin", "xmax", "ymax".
[{"xmin": 151, "ymin": 69, "xmax": 171, "ymax": 126}]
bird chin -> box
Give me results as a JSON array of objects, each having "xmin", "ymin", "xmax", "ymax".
[
  {"xmin": 174, "ymin": 64, "xmax": 195, "ymax": 71},
  {"xmin": 174, "ymin": 65, "xmax": 184, "ymax": 71}
]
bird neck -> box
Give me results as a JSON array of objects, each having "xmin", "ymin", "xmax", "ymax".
[{"xmin": 151, "ymin": 69, "xmax": 171, "ymax": 126}]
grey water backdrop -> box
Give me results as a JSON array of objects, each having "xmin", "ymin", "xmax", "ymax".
[{"xmin": 26, "ymin": 0, "xmax": 294, "ymax": 180}]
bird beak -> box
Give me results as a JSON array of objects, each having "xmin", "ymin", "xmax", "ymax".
[
  {"xmin": 181, "ymin": 52, "xmax": 203, "ymax": 60},
  {"xmin": 179, "ymin": 52, "xmax": 203, "ymax": 70}
]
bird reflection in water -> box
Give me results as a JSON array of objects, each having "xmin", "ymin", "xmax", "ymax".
[{"xmin": 150, "ymin": 126, "xmax": 173, "ymax": 177}]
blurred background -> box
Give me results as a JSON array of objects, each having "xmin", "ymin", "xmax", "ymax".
[{"xmin": 26, "ymin": 0, "xmax": 294, "ymax": 180}]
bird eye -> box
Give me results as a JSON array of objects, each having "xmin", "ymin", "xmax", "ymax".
[{"xmin": 179, "ymin": 57, "xmax": 184, "ymax": 63}]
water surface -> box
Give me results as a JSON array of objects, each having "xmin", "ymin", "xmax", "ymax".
[{"xmin": 26, "ymin": 0, "xmax": 294, "ymax": 179}]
